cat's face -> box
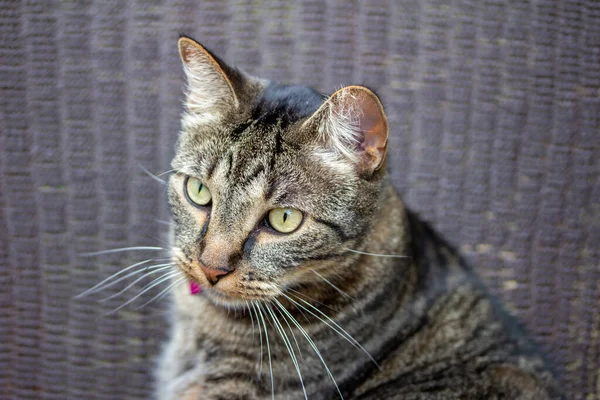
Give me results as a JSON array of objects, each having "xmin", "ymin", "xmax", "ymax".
[{"xmin": 168, "ymin": 37, "xmax": 389, "ymax": 307}]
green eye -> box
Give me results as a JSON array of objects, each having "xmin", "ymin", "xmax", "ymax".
[
  {"xmin": 185, "ymin": 176, "xmax": 212, "ymax": 206},
  {"xmin": 268, "ymin": 208, "xmax": 303, "ymax": 233}
]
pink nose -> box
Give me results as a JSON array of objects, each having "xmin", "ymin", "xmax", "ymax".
[{"xmin": 200, "ymin": 265, "xmax": 232, "ymax": 285}]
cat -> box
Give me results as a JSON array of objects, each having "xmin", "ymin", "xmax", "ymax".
[{"xmin": 154, "ymin": 36, "xmax": 563, "ymax": 400}]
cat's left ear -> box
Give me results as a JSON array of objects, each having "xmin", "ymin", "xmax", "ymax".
[
  {"xmin": 304, "ymin": 86, "xmax": 389, "ymax": 175},
  {"xmin": 178, "ymin": 37, "xmax": 239, "ymax": 123}
]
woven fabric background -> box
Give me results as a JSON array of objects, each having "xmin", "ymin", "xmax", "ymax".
[{"xmin": 1, "ymin": 0, "xmax": 598, "ymax": 399}]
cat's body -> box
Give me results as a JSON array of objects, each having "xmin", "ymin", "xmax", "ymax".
[{"xmin": 155, "ymin": 37, "xmax": 562, "ymax": 400}]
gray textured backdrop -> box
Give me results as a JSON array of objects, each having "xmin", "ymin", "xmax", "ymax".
[{"xmin": 1, "ymin": 0, "xmax": 599, "ymax": 399}]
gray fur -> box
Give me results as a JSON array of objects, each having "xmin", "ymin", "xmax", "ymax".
[{"xmin": 155, "ymin": 37, "xmax": 562, "ymax": 400}]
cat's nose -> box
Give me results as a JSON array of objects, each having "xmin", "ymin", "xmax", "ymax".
[
  {"xmin": 199, "ymin": 235, "xmax": 239, "ymax": 285},
  {"xmin": 199, "ymin": 264, "xmax": 232, "ymax": 285}
]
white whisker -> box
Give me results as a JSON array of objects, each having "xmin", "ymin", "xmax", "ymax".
[
  {"xmin": 245, "ymin": 300, "xmax": 255, "ymax": 337},
  {"xmin": 136, "ymin": 275, "xmax": 186, "ymax": 309},
  {"xmin": 80, "ymin": 246, "xmax": 164, "ymax": 257},
  {"xmin": 345, "ymin": 248, "xmax": 411, "ymax": 259},
  {"xmin": 286, "ymin": 288, "xmax": 339, "ymax": 316},
  {"xmin": 103, "ymin": 270, "xmax": 181, "ymax": 315},
  {"xmin": 157, "ymin": 168, "xmax": 178, "ymax": 177},
  {"xmin": 273, "ymin": 298, "xmax": 344, "ymax": 400},
  {"xmin": 312, "ymin": 270, "xmax": 356, "ymax": 301},
  {"xmin": 251, "ymin": 301, "xmax": 264, "ymax": 380},
  {"xmin": 79, "ymin": 258, "xmax": 172, "ymax": 297},
  {"xmin": 75, "ymin": 258, "xmax": 154, "ymax": 298},
  {"xmin": 98, "ymin": 264, "xmax": 175, "ymax": 302},
  {"xmin": 139, "ymin": 164, "xmax": 166, "ymax": 185},
  {"xmin": 264, "ymin": 303, "xmax": 307, "ymax": 400},
  {"xmin": 287, "ymin": 287, "xmax": 385, "ymax": 329},
  {"xmin": 284, "ymin": 292, "xmax": 312, "ymax": 325},
  {"xmin": 253, "ymin": 302, "xmax": 274, "ymax": 400},
  {"xmin": 283, "ymin": 293, "xmax": 380, "ymax": 370},
  {"xmin": 155, "ymin": 219, "xmax": 171, "ymax": 226},
  {"xmin": 273, "ymin": 302, "xmax": 303, "ymax": 357}
]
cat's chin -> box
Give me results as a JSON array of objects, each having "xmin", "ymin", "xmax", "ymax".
[{"xmin": 199, "ymin": 286, "xmax": 271, "ymax": 310}]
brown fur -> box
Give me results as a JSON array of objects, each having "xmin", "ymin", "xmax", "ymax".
[{"xmin": 155, "ymin": 37, "xmax": 562, "ymax": 400}]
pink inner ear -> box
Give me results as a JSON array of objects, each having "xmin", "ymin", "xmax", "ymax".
[
  {"xmin": 356, "ymin": 92, "xmax": 388, "ymax": 151},
  {"xmin": 190, "ymin": 281, "xmax": 201, "ymax": 294},
  {"xmin": 344, "ymin": 89, "xmax": 387, "ymax": 171}
]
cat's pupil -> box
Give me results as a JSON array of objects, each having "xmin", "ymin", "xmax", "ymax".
[
  {"xmin": 197, "ymin": 184, "xmax": 203, "ymax": 193},
  {"xmin": 283, "ymin": 210, "xmax": 289, "ymax": 223}
]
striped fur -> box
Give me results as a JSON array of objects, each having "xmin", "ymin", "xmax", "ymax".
[{"xmin": 155, "ymin": 37, "xmax": 562, "ymax": 400}]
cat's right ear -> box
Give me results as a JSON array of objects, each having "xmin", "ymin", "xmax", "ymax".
[
  {"xmin": 302, "ymin": 86, "xmax": 389, "ymax": 176},
  {"xmin": 178, "ymin": 37, "xmax": 239, "ymax": 124}
]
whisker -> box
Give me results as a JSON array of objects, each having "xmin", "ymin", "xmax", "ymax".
[
  {"xmin": 273, "ymin": 298, "xmax": 344, "ymax": 400},
  {"xmin": 287, "ymin": 287, "xmax": 385, "ymax": 330},
  {"xmin": 273, "ymin": 302, "xmax": 303, "ymax": 358},
  {"xmin": 251, "ymin": 301, "xmax": 264, "ymax": 380},
  {"xmin": 80, "ymin": 246, "xmax": 164, "ymax": 257},
  {"xmin": 143, "ymin": 233, "xmax": 171, "ymax": 247},
  {"xmin": 103, "ymin": 270, "xmax": 181, "ymax": 315},
  {"xmin": 98, "ymin": 264, "xmax": 175, "ymax": 302},
  {"xmin": 263, "ymin": 303, "xmax": 308, "ymax": 400},
  {"xmin": 77, "ymin": 258, "xmax": 168, "ymax": 294},
  {"xmin": 291, "ymin": 300, "xmax": 313, "ymax": 326},
  {"xmin": 154, "ymin": 274, "xmax": 187, "ymax": 300},
  {"xmin": 253, "ymin": 302, "xmax": 274, "ymax": 400},
  {"xmin": 139, "ymin": 164, "xmax": 166, "ymax": 185},
  {"xmin": 155, "ymin": 219, "xmax": 171, "ymax": 226},
  {"xmin": 283, "ymin": 293, "xmax": 380, "ymax": 370},
  {"xmin": 312, "ymin": 270, "xmax": 356, "ymax": 301},
  {"xmin": 245, "ymin": 300, "xmax": 256, "ymax": 337},
  {"xmin": 345, "ymin": 248, "xmax": 411, "ymax": 259},
  {"xmin": 157, "ymin": 168, "xmax": 178, "ymax": 177},
  {"xmin": 286, "ymin": 288, "xmax": 339, "ymax": 316},
  {"xmin": 136, "ymin": 275, "xmax": 186, "ymax": 309},
  {"xmin": 75, "ymin": 258, "xmax": 154, "ymax": 298}
]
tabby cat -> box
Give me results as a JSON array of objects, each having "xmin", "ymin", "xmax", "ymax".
[{"xmin": 155, "ymin": 36, "xmax": 562, "ymax": 400}]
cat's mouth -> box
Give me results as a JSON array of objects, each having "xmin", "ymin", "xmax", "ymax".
[
  {"xmin": 174, "ymin": 252, "xmax": 282, "ymax": 307},
  {"xmin": 191, "ymin": 279, "xmax": 276, "ymax": 308},
  {"xmin": 180, "ymin": 266, "xmax": 277, "ymax": 307}
]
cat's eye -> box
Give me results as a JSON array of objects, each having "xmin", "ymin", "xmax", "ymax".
[
  {"xmin": 267, "ymin": 208, "xmax": 303, "ymax": 233},
  {"xmin": 184, "ymin": 176, "xmax": 212, "ymax": 206}
]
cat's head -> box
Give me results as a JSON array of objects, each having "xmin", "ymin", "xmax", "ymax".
[{"xmin": 168, "ymin": 37, "xmax": 390, "ymax": 307}]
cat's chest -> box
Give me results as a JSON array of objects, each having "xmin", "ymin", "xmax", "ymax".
[
  {"xmin": 195, "ymin": 329, "xmax": 347, "ymax": 399},
  {"xmin": 171, "ymin": 311, "xmax": 373, "ymax": 400}
]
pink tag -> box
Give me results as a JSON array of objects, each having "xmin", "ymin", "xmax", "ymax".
[{"xmin": 190, "ymin": 281, "xmax": 201, "ymax": 295}]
